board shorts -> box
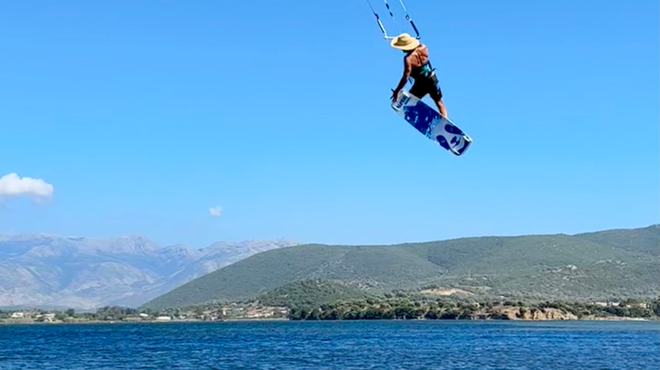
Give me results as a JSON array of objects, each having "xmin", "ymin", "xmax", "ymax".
[{"xmin": 409, "ymin": 74, "xmax": 443, "ymax": 101}]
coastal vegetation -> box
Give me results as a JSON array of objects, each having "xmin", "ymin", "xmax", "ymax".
[
  {"xmin": 284, "ymin": 296, "xmax": 660, "ymax": 321},
  {"xmin": 3, "ymin": 282, "xmax": 658, "ymax": 324}
]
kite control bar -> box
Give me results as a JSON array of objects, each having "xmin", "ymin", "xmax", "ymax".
[
  {"xmin": 368, "ymin": 4, "xmax": 392, "ymax": 39},
  {"xmin": 397, "ymin": 0, "xmax": 420, "ymax": 38},
  {"xmin": 366, "ymin": 0, "xmax": 420, "ymax": 40}
]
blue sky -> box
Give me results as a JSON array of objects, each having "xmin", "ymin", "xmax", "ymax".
[{"xmin": 1, "ymin": 0, "xmax": 657, "ymax": 248}]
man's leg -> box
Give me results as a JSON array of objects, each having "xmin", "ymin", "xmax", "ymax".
[
  {"xmin": 434, "ymin": 98, "xmax": 448, "ymax": 118},
  {"xmin": 430, "ymin": 79, "xmax": 447, "ymax": 118},
  {"xmin": 408, "ymin": 81, "xmax": 427, "ymax": 100},
  {"xmin": 411, "ymin": 78, "xmax": 448, "ymax": 117}
]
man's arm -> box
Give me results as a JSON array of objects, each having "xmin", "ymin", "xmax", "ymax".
[{"xmin": 394, "ymin": 57, "xmax": 412, "ymax": 92}]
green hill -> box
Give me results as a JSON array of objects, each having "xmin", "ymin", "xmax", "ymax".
[
  {"xmin": 574, "ymin": 224, "xmax": 659, "ymax": 256},
  {"xmin": 255, "ymin": 279, "xmax": 374, "ymax": 308},
  {"xmin": 141, "ymin": 225, "xmax": 660, "ymax": 310}
]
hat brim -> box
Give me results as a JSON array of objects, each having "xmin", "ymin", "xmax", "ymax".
[{"xmin": 390, "ymin": 38, "xmax": 420, "ymax": 51}]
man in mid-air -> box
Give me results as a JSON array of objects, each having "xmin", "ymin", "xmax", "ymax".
[{"xmin": 389, "ymin": 33, "xmax": 448, "ymax": 118}]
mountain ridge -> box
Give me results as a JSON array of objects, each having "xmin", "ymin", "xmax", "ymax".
[
  {"xmin": 141, "ymin": 225, "xmax": 660, "ymax": 310},
  {"xmin": 0, "ymin": 234, "xmax": 299, "ymax": 309}
]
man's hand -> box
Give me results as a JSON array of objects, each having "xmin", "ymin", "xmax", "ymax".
[{"xmin": 391, "ymin": 89, "xmax": 400, "ymax": 103}]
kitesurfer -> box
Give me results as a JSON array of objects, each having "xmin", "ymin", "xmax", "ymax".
[{"xmin": 389, "ymin": 33, "xmax": 448, "ymax": 118}]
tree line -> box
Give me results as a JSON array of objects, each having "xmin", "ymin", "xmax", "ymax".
[{"xmin": 287, "ymin": 297, "xmax": 660, "ymax": 321}]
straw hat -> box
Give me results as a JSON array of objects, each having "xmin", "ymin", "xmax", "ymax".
[{"xmin": 390, "ymin": 33, "xmax": 420, "ymax": 51}]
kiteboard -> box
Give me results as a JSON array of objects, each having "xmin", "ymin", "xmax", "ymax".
[{"xmin": 391, "ymin": 90, "xmax": 472, "ymax": 156}]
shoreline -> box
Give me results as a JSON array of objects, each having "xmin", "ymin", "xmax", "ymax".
[{"xmin": 1, "ymin": 316, "xmax": 655, "ymax": 326}]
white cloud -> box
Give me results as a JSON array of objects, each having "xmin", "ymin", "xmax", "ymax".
[
  {"xmin": 209, "ymin": 205, "xmax": 222, "ymax": 217},
  {"xmin": 0, "ymin": 173, "xmax": 54, "ymax": 202}
]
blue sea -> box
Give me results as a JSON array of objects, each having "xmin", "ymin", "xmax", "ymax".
[{"xmin": 0, "ymin": 320, "xmax": 658, "ymax": 369}]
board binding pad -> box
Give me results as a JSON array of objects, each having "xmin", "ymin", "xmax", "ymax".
[{"xmin": 391, "ymin": 91, "xmax": 472, "ymax": 156}]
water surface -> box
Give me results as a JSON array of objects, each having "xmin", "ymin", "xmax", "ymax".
[{"xmin": 0, "ymin": 320, "xmax": 657, "ymax": 369}]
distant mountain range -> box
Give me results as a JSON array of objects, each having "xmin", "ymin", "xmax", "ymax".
[
  {"xmin": 141, "ymin": 225, "xmax": 660, "ymax": 311},
  {"xmin": 0, "ymin": 234, "xmax": 298, "ymax": 310}
]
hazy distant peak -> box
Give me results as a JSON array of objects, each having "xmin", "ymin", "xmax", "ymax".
[
  {"xmin": 0, "ymin": 233, "xmax": 301, "ymax": 309},
  {"xmin": 162, "ymin": 243, "xmax": 195, "ymax": 251},
  {"xmin": 204, "ymin": 238, "xmax": 299, "ymax": 251},
  {"xmin": 160, "ymin": 243, "xmax": 204, "ymax": 258},
  {"xmin": 0, "ymin": 233, "xmax": 57, "ymax": 242}
]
